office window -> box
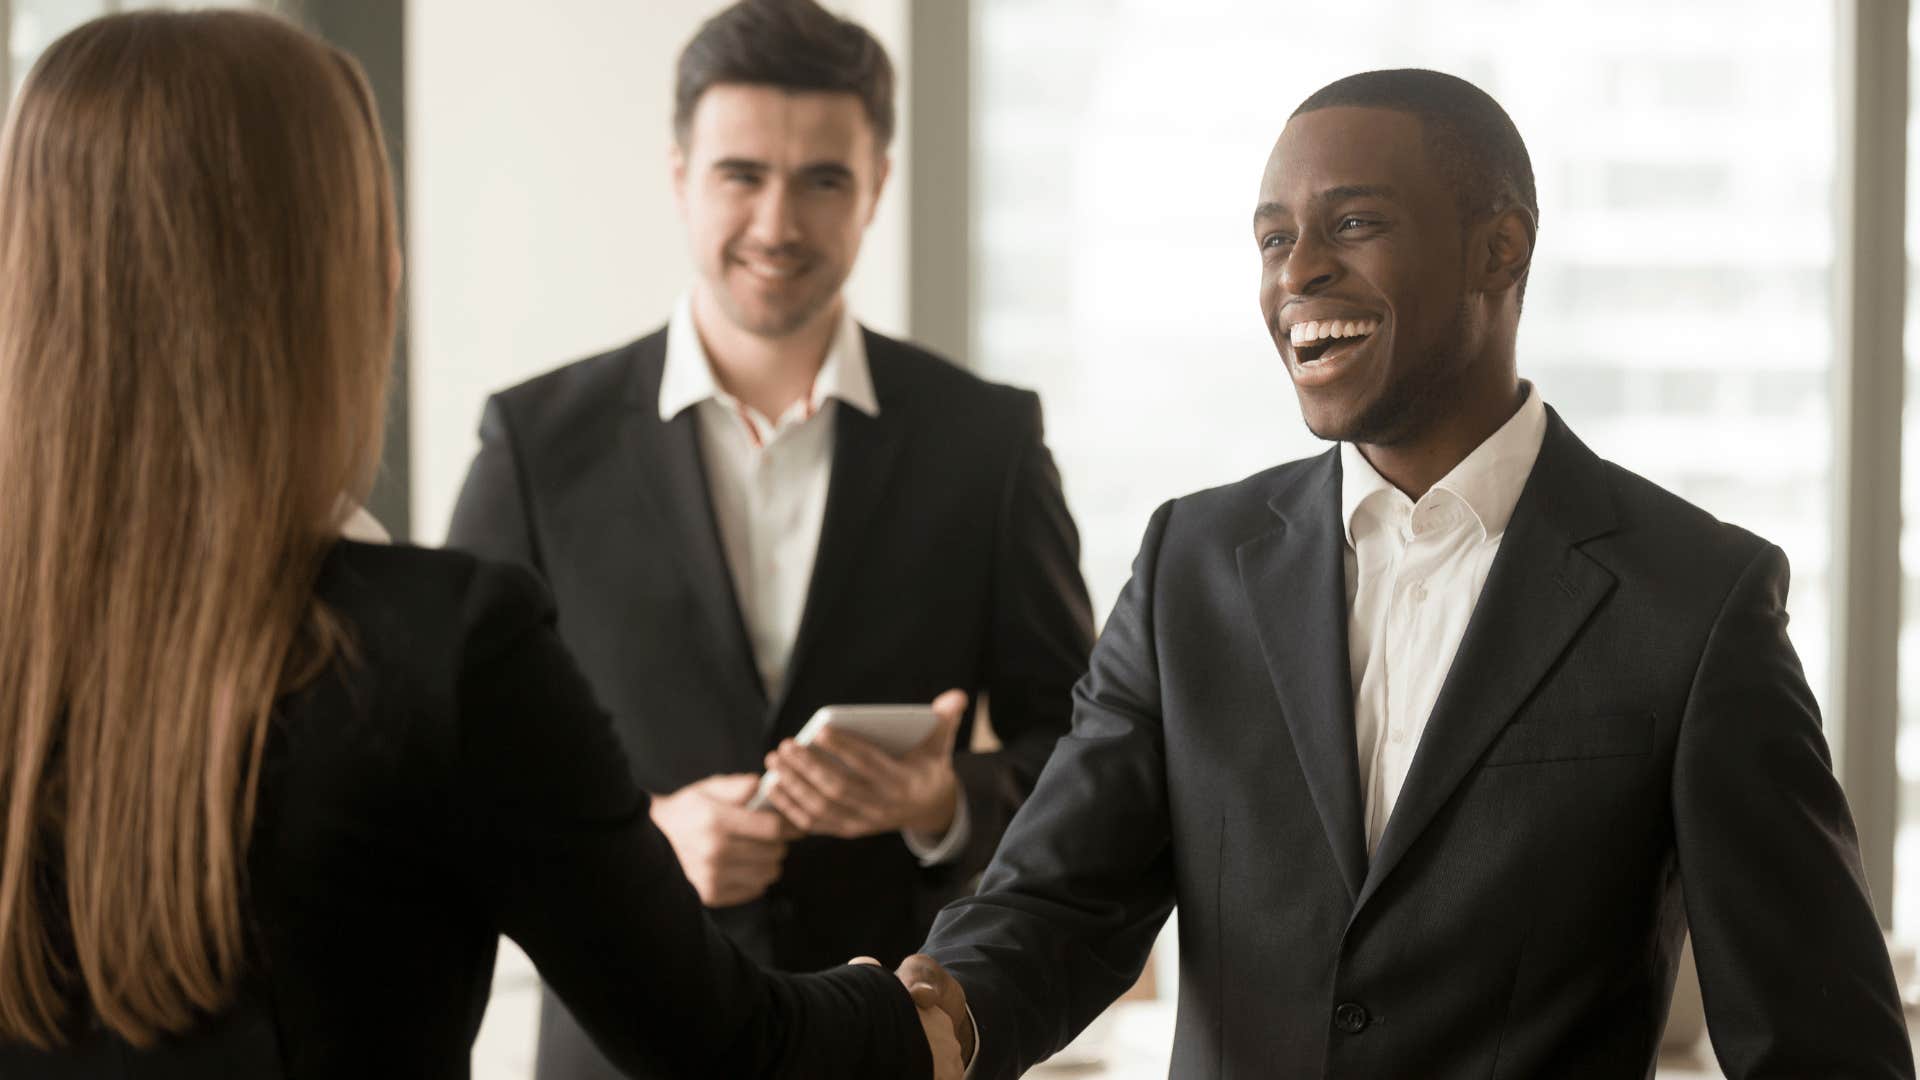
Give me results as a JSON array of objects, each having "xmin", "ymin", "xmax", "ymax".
[
  {"xmin": 975, "ymin": 0, "xmax": 1835, "ymax": 718},
  {"xmin": 975, "ymin": 5, "xmax": 1838, "ymax": 1065}
]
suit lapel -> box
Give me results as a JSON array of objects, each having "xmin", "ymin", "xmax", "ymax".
[
  {"xmin": 1237, "ymin": 450, "xmax": 1369, "ymax": 901},
  {"xmin": 772, "ymin": 340, "xmax": 906, "ymax": 724},
  {"xmin": 1354, "ymin": 411, "xmax": 1618, "ymax": 912},
  {"xmin": 620, "ymin": 342, "xmax": 767, "ymax": 707}
]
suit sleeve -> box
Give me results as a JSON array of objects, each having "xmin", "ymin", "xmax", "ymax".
[
  {"xmin": 943, "ymin": 391, "xmax": 1096, "ymax": 880},
  {"xmin": 445, "ymin": 395, "xmax": 540, "ymax": 571},
  {"xmin": 1673, "ymin": 543, "xmax": 1913, "ymax": 1078},
  {"xmin": 925, "ymin": 502, "xmax": 1177, "ymax": 1079},
  {"xmin": 451, "ymin": 562, "xmax": 932, "ymax": 1079}
]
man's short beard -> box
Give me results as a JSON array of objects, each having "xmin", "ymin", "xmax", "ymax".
[
  {"xmin": 1309, "ymin": 297, "xmax": 1472, "ymax": 447},
  {"xmin": 716, "ymin": 273, "xmax": 839, "ymax": 340}
]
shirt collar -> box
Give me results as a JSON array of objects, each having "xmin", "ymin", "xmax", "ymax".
[
  {"xmin": 1340, "ymin": 381, "xmax": 1548, "ymax": 547},
  {"xmin": 659, "ymin": 293, "xmax": 879, "ymax": 422},
  {"xmin": 1339, "ymin": 441, "xmax": 1403, "ymax": 548}
]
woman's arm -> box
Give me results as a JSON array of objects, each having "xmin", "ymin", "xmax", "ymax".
[{"xmin": 450, "ymin": 561, "xmax": 934, "ymax": 1079}]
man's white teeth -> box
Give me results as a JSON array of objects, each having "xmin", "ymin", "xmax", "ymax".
[
  {"xmin": 747, "ymin": 262, "xmax": 799, "ymax": 280},
  {"xmin": 1288, "ymin": 317, "xmax": 1380, "ymax": 346}
]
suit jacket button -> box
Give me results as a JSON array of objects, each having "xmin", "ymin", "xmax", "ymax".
[{"xmin": 1334, "ymin": 1002, "xmax": 1370, "ymax": 1034}]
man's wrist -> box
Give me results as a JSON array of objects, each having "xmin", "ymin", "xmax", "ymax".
[{"xmin": 905, "ymin": 774, "xmax": 960, "ymax": 835}]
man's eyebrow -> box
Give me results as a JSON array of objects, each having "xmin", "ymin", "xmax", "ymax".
[
  {"xmin": 796, "ymin": 161, "xmax": 855, "ymax": 180},
  {"xmin": 1319, "ymin": 184, "xmax": 1398, "ymax": 204},
  {"xmin": 709, "ymin": 158, "xmax": 855, "ymax": 181},
  {"xmin": 1253, "ymin": 185, "xmax": 1400, "ymax": 225}
]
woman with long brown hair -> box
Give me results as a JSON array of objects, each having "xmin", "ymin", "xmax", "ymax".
[{"xmin": 0, "ymin": 10, "xmax": 955, "ymax": 1078}]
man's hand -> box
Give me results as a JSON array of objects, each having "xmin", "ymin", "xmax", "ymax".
[
  {"xmin": 917, "ymin": 1000, "xmax": 962, "ymax": 1080},
  {"xmin": 649, "ymin": 773, "xmax": 797, "ymax": 908},
  {"xmin": 763, "ymin": 690, "xmax": 969, "ymax": 839},
  {"xmin": 898, "ymin": 953, "xmax": 975, "ymax": 1067},
  {"xmin": 852, "ymin": 956, "xmax": 962, "ymax": 1080}
]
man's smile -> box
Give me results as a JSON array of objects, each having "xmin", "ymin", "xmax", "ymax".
[
  {"xmin": 731, "ymin": 249, "xmax": 814, "ymax": 282},
  {"xmin": 1279, "ymin": 308, "xmax": 1383, "ymax": 381}
]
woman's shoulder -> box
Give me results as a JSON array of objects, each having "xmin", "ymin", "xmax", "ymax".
[{"xmin": 315, "ymin": 541, "xmax": 556, "ymax": 681}]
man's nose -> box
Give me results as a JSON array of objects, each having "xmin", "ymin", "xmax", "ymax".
[
  {"xmin": 1279, "ymin": 229, "xmax": 1338, "ymax": 296},
  {"xmin": 746, "ymin": 179, "xmax": 803, "ymax": 247}
]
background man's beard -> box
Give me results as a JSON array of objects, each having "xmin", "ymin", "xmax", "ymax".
[{"xmin": 717, "ymin": 275, "xmax": 837, "ymax": 338}]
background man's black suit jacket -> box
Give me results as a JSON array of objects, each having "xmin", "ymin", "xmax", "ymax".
[
  {"xmin": 924, "ymin": 410, "xmax": 1913, "ymax": 1079},
  {"xmin": 447, "ymin": 325, "xmax": 1093, "ymax": 1077}
]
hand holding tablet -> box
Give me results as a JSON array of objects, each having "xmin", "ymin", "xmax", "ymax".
[{"xmin": 746, "ymin": 704, "xmax": 941, "ymax": 812}]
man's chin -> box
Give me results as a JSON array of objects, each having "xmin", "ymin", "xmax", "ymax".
[
  {"xmin": 1294, "ymin": 394, "xmax": 1362, "ymax": 445},
  {"xmin": 719, "ymin": 294, "xmax": 829, "ymax": 340},
  {"xmin": 1295, "ymin": 386, "xmax": 1425, "ymax": 448}
]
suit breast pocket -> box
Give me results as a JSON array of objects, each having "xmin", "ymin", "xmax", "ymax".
[{"xmin": 1482, "ymin": 711, "xmax": 1654, "ymax": 767}]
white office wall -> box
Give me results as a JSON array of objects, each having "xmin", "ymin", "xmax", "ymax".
[
  {"xmin": 407, "ymin": 0, "xmax": 910, "ymax": 544},
  {"xmin": 406, "ymin": 6, "xmax": 910, "ymax": 1074}
]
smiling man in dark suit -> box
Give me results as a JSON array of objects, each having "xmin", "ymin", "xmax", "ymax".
[
  {"xmin": 444, "ymin": 3, "xmax": 1092, "ymax": 1078},
  {"xmin": 900, "ymin": 69, "xmax": 1914, "ymax": 1078}
]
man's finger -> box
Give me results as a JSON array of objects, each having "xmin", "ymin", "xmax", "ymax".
[
  {"xmin": 897, "ymin": 954, "xmax": 952, "ymax": 991},
  {"xmin": 708, "ymin": 837, "xmax": 787, "ymax": 870},
  {"xmin": 915, "ymin": 689, "xmax": 968, "ymax": 756},
  {"xmin": 896, "ymin": 953, "xmax": 973, "ymax": 1061},
  {"xmin": 766, "ymin": 769, "xmax": 860, "ymax": 835},
  {"xmin": 773, "ymin": 742, "xmax": 873, "ymax": 805},
  {"xmin": 699, "ymin": 773, "xmax": 765, "ymax": 805},
  {"xmin": 763, "ymin": 781, "xmax": 829, "ymax": 833},
  {"xmin": 811, "ymin": 727, "xmax": 909, "ymax": 783},
  {"xmin": 712, "ymin": 798, "xmax": 798, "ymax": 841},
  {"xmin": 930, "ymin": 688, "xmax": 968, "ymax": 724}
]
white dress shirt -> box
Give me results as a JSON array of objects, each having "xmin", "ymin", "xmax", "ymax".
[
  {"xmin": 659, "ymin": 295, "xmax": 967, "ymax": 864},
  {"xmin": 1342, "ymin": 383, "xmax": 1547, "ymax": 854}
]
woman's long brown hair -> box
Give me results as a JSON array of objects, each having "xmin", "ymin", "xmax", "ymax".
[{"xmin": 0, "ymin": 11, "xmax": 396, "ymax": 1048}]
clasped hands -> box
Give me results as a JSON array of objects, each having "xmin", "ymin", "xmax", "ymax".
[
  {"xmin": 650, "ymin": 689, "xmax": 968, "ymax": 907},
  {"xmin": 850, "ymin": 953, "xmax": 974, "ymax": 1080}
]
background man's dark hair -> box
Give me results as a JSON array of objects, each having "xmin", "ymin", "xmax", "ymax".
[
  {"xmin": 1294, "ymin": 68, "xmax": 1537, "ymax": 302},
  {"xmin": 675, "ymin": 0, "xmax": 896, "ymax": 150}
]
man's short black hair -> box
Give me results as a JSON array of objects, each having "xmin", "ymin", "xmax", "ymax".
[
  {"xmin": 1293, "ymin": 68, "xmax": 1538, "ymax": 242},
  {"xmin": 675, "ymin": 0, "xmax": 896, "ymax": 149}
]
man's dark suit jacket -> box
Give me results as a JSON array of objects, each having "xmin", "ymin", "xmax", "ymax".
[
  {"xmin": 924, "ymin": 410, "xmax": 1914, "ymax": 1079},
  {"xmin": 446, "ymin": 325, "xmax": 1094, "ymax": 1078},
  {"xmin": 0, "ymin": 543, "xmax": 933, "ymax": 1080}
]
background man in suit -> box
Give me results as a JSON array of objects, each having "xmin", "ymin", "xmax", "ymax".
[
  {"xmin": 446, "ymin": 3, "xmax": 1092, "ymax": 1078},
  {"xmin": 901, "ymin": 69, "xmax": 1914, "ymax": 1078}
]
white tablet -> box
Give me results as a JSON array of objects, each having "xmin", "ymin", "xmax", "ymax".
[{"xmin": 745, "ymin": 704, "xmax": 939, "ymax": 812}]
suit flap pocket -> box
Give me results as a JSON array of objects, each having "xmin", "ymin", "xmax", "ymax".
[{"xmin": 1483, "ymin": 711, "xmax": 1653, "ymax": 766}]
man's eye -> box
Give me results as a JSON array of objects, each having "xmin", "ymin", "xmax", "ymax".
[
  {"xmin": 722, "ymin": 171, "xmax": 761, "ymax": 186},
  {"xmin": 1337, "ymin": 216, "xmax": 1375, "ymax": 231},
  {"xmin": 1261, "ymin": 233, "xmax": 1294, "ymax": 251}
]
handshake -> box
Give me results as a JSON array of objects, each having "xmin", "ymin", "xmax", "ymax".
[{"xmin": 850, "ymin": 953, "xmax": 974, "ymax": 1080}]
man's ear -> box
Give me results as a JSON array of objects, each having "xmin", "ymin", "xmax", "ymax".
[
  {"xmin": 866, "ymin": 154, "xmax": 894, "ymax": 226},
  {"xmin": 1477, "ymin": 205, "xmax": 1534, "ymax": 295},
  {"xmin": 669, "ymin": 141, "xmax": 690, "ymax": 219}
]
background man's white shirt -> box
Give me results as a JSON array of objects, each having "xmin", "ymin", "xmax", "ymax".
[{"xmin": 659, "ymin": 296, "xmax": 967, "ymax": 864}]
